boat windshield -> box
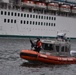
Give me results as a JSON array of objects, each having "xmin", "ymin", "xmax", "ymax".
[
  {"xmin": 57, "ymin": 36, "xmax": 64, "ymax": 39},
  {"xmin": 42, "ymin": 43, "xmax": 53, "ymax": 50},
  {"xmin": 55, "ymin": 45, "xmax": 70, "ymax": 52},
  {"xmin": 61, "ymin": 45, "xmax": 70, "ymax": 52},
  {"xmin": 56, "ymin": 45, "xmax": 60, "ymax": 52}
]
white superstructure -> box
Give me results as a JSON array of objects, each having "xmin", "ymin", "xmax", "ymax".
[{"xmin": 0, "ymin": 0, "xmax": 76, "ymax": 38}]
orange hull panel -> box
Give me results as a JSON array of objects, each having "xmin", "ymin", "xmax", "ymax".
[{"xmin": 20, "ymin": 50, "xmax": 76, "ymax": 65}]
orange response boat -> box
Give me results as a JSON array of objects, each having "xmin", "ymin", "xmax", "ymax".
[
  {"xmin": 20, "ymin": 50, "xmax": 76, "ymax": 65},
  {"xmin": 20, "ymin": 33, "xmax": 76, "ymax": 64}
]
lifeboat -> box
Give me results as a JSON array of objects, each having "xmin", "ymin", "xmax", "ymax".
[
  {"xmin": 72, "ymin": 6, "xmax": 76, "ymax": 13},
  {"xmin": 21, "ymin": 0, "xmax": 35, "ymax": 7},
  {"xmin": 48, "ymin": 3, "xmax": 59, "ymax": 11},
  {"xmin": 20, "ymin": 33, "xmax": 76, "ymax": 64},
  {"xmin": 35, "ymin": 2, "xmax": 46, "ymax": 9},
  {"xmin": 60, "ymin": 4, "xmax": 71, "ymax": 12}
]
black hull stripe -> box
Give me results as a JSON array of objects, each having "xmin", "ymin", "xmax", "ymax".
[{"xmin": 20, "ymin": 52, "xmax": 37, "ymax": 58}]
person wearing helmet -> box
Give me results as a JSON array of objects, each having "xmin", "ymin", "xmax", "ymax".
[{"xmin": 34, "ymin": 38, "xmax": 42, "ymax": 53}]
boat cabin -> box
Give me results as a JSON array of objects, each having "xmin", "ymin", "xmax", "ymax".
[
  {"xmin": 41, "ymin": 39, "xmax": 71, "ymax": 57},
  {"xmin": 41, "ymin": 33, "xmax": 71, "ymax": 56},
  {"xmin": 32, "ymin": 33, "xmax": 71, "ymax": 57}
]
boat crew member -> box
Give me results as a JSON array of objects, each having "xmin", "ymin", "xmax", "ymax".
[
  {"xmin": 30, "ymin": 39, "xmax": 35, "ymax": 50},
  {"xmin": 34, "ymin": 38, "xmax": 42, "ymax": 53}
]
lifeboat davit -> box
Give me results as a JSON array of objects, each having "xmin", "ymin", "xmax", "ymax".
[{"xmin": 20, "ymin": 50, "xmax": 76, "ymax": 65}]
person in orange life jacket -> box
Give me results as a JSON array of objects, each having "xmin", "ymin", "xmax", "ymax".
[{"xmin": 34, "ymin": 38, "xmax": 42, "ymax": 53}]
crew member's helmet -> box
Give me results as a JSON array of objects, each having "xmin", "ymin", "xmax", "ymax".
[{"xmin": 37, "ymin": 38, "xmax": 40, "ymax": 41}]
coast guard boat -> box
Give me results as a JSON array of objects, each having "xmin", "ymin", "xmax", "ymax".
[{"xmin": 20, "ymin": 33, "xmax": 76, "ymax": 64}]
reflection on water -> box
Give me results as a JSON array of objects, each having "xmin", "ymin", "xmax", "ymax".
[{"xmin": 0, "ymin": 38, "xmax": 76, "ymax": 75}]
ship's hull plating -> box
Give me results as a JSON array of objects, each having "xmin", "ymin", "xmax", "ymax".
[{"xmin": 0, "ymin": 9, "xmax": 76, "ymax": 38}]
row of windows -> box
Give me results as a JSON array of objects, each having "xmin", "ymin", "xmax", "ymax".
[
  {"xmin": 4, "ymin": 19, "xmax": 16, "ymax": 23},
  {"xmin": 1, "ymin": 11, "xmax": 56, "ymax": 20},
  {"xmin": 20, "ymin": 20, "xmax": 56, "ymax": 26},
  {"xmin": 4, "ymin": 18, "xmax": 56, "ymax": 26}
]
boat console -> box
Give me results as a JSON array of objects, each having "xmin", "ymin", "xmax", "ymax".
[{"xmin": 40, "ymin": 33, "xmax": 71, "ymax": 57}]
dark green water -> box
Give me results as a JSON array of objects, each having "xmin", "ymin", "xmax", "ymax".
[{"xmin": 0, "ymin": 38, "xmax": 76, "ymax": 75}]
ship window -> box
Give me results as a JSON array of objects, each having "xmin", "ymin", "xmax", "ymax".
[
  {"xmin": 14, "ymin": 20, "xmax": 16, "ymax": 23},
  {"xmin": 21, "ymin": 20, "xmax": 22, "ymax": 24},
  {"xmin": 18, "ymin": 13, "xmax": 20, "ymax": 17},
  {"xmin": 41, "ymin": 16, "xmax": 43, "ymax": 19},
  {"xmin": 4, "ymin": 19, "xmax": 6, "ymax": 22},
  {"xmin": 49, "ymin": 23, "xmax": 50, "ymax": 26},
  {"xmin": 15, "ymin": 13, "xmax": 17, "ymax": 16},
  {"xmin": 54, "ymin": 23, "xmax": 55, "ymax": 26},
  {"xmin": 24, "ymin": 21, "xmax": 25, "ymax": 24},
  {"xmin": 11, "ymin": 19, "xmax": 13, "ymax": 23},
  {"xmin": 1, "ymin": 11, "xmax": 3, "ymax": 15},
  {"xmin": 39, "ymin": 15, "xmax": 40, "ymax": 19},
  {"xmin": 4, "ymin": 11, "xmax": 7, "ymax": 15},
  {"xmin": 33, "ymin": 21, "xmax": 34, "ymax": 25},
  {"xmin": 41, "ymin": 22, "xmax": 43, "ymax": 25},
  {"xmin": 21, "ymin": 13, "xmax": 23, "ymax": 17},
  {"xmin": 38, "ymin": 22, "xmax": 40, "ymax": 25},
  {"xmin": 8, "ymin": 19, "xmax": 10, "ymax": 23},
  {"xmin": 36, "ymin": 15, "xmax": 38, "ymax": 18},
  {"xmin": 54, "ymin": 17, "xmax": 56, "ymax": 20},
  {"xmin": 33, "ymin": 15, "xmax": 35, "ymax": 18},
  {"xmin": 49, "ymin": 17, "xmax": 51, "ymax": 20},
  {"xmin": 11, "ymin": 12, "xmax": 13, "ymax": 16},
  {"xmin": 27, "ymin": 14, "xmax": 29, "ymax": 18},
  {"xmin": 24, "ymin": 14, "xmax": 26, "ymax": 17},
  {"xmin": 36, "ymin": 22, "xmax": 37, "ymax": 25},
  {"xmin": 8, "ymin": 12, "xmax": 10, "ymax": 16},
  {"xmin": 52, "ymin": 17, "xmax": 53, "ymax": 20},
  {"xmin": 30, "ymin": 21, "xmax": 32, "ymax": 24},
  {"xmin": 47, "ymin": 16, "xmax": 48, "ymax": 20},
  {"xmin": 30, "ymin": 14, "xmax": 32, "ymax": 18},
  {"xmin": 27, "ymin": 21, "xmax": 29, "ymax": 24}
]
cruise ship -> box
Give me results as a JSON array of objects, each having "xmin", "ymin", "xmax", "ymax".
[{"xmin": 0, "ymin": 0, "xmax": 76, "ymax": 38}]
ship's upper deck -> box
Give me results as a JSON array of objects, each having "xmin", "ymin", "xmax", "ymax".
[{"xmin": 0, "ymin": 0, "xmax": 76, "ymax": 18}]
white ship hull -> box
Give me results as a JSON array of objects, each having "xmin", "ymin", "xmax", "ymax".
[{"xmin": 0, "ymin": 8, "xmax": 76, "ymax": 38}]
